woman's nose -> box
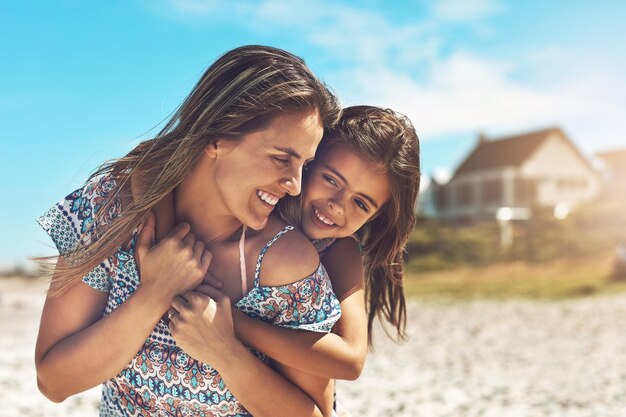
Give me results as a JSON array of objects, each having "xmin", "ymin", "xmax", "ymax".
[
  {"xmin": 281, "ymin": 167, "xmax": 302, "ymax": 196},
  {"xmin": 282, "ymin": 178, "xmax": 301, "ymax": 196}
]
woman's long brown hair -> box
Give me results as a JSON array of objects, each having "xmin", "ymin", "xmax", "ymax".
[
  {"xmin": 38, "ymin": 45, "xmax": 341, "ymax": 296},
  {"xmin": 279, "ymin": 106, "xmax": 421, "ymax": 346}
]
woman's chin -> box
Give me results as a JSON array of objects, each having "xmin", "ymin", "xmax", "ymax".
[{"xmin": 243, "ymin": 213, "xmax": 271, "ymax": 231}]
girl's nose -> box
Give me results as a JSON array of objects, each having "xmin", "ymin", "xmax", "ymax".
[{"xmin": 328, "ymin": 199, "xmax": 344, "ymax": 215}]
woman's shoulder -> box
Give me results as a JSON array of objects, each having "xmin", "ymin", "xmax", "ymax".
[
  {"xmin": 37, "ymin": 172, "xmax": 122, "ymax": 292},
  {"xmin": 38, "ymin": 173, "xmax": 121, "ymax": 253},
  {"xmin": 253, "ymin": 216, "xmax": 320, "ymax": 286}
]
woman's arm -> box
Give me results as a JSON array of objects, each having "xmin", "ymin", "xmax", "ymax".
[
  {"xmin": 171, "ymin": 291, "xmax": 332, "ymax": 417},
  {"xmin": 229, "ymin": 237, "xmax": 368, "ymax": 380},
  {"xmin": 35, "ymin": 267, "xmax": 167, "ymax": 402},
  {"xmin": 35, "ymin": 218, "xmax": 211, "ymax": 402}
]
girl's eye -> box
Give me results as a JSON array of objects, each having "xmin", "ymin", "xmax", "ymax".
[
  {"xmin": 355, "ymin": 198, "xmax": 369, "ymax": 213},
  {"xmin": 323, "ymin": 174, "xmax": 338, "ymax": 187},
  {"xmin": 272, "ymin": 156, "xmax": 290, "ymax": 166}
]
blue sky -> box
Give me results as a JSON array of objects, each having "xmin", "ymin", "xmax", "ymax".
[{"xmin": 1, "ymin": 0, "xmax": 625, "ymax": 268}]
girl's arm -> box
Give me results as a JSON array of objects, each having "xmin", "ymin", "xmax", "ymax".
[
  {"xmin": 211, "ymin": 237, "xmax": 368, "ymax": 380},
  {"xmin": 35, "ymin": 218, "xmax": 210, "ymax": 402}
]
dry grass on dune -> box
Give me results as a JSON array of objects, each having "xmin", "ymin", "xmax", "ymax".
[{"xmin": 404, "ymin": 251, "xmax": 626, "ymax": 300}]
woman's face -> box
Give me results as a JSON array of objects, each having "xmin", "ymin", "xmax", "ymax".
[
  {"xmin": 301, "ymin": 143, "xmax": 391, "ymax": 240},
  {"xmin": 210, "ymin": 111, "xmax": 323, "ymax": 230}
]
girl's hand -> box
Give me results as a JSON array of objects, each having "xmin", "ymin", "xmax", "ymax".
[
  {"xmin": 134, "ymin": 212, "xmax": 212, "ymax": 309},
  {"xmin": 169, "ymin": 289, "xmax": 238, "ymax": 368}
]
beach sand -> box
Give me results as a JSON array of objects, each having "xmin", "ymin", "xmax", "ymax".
[
  {"xmin": 3, "ymin": 276, "xmax": 626, "ymax": 416},
  {"xmin": 0, "ymin": 276, "xmax": 101, "ymax": 417}
]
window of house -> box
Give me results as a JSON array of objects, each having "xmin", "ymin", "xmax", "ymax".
[
  {"xmin": 481, "ymin": 178, "xmax": 502, "ymax": 205},
  {"xmin": 557, "ymin": 177, "xmax": 588, "ymax": 192},
  {"xmin": 456, "ymin": 183, "xmax": 473, "ymax": 206},
  {"xmin": 514, "ymin": 178, "xmax": 536, "ymax": 205}
]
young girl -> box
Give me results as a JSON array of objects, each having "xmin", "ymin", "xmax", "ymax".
[{"xmin": 168, "ymin": 105, "xmax": 421, "ymax": 412}]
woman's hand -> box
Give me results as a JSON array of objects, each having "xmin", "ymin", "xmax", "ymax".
[
  {"xmin": 169, "ymin": 289, "xmax": 239, "ymax": 368},
  {"xmin": 134, "ymin": 211, "xmax": 212, "ymax": 310}
]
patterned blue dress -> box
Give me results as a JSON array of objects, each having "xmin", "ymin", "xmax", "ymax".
[{"xmin": 38, "ymin": 174, "xmax": 342, "ymax": 416}]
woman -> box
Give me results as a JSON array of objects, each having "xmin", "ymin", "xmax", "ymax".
[{"xmin": 35, "ymin": 45, "xmax": 342, "ymax": 416}]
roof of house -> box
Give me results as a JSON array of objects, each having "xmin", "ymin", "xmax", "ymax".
[
  {"xmin": 453, "ymin": 127, "xmax": 593, "ymax": 177},
  {"xmin": 597, "ymin": 149, "xmax": 626, "ymax": 163}
]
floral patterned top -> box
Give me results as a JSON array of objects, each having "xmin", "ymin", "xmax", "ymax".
[
  {"xmin": 38, "ymin": 174, "xmax": 341, "ymax": 417},
  {"xmin": 235, "ymin": 225, "xmax": 341, "ymax": 332},
  {"xmin": 311, "ymin": 238, "xmax": 337, "ymax": 257}
]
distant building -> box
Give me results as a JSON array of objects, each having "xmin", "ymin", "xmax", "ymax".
[
  {"xmin": 431, "ymin": 127, "xmax": 599, "ymax": 221},
  {"xmin": 596, "ymin": 149, "xmax": 626, "ymax": 198},
  {"xmin": 416, "ymin": 177, "xmax": 440, "ymax": 218}
]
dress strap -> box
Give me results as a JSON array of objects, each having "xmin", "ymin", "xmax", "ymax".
[
  {"xmin": 238, "ymin": 225, "xmax": 248, "ymax": 296},
  {"xmin": 253, "ymin": 225, "xmax": 294, "ymax": 288}
]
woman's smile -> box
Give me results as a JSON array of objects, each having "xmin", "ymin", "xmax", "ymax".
[{"xmin": 256, "ymin": 189, "xmax": 281, "ymax": 207}]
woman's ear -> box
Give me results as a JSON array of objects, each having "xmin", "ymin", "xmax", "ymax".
[
  {"xmin": 205, "ymin": 139, "xmax": 237, "ymax": 159},
  {"xmin": 204, "ymin": 141, "xmax": 220, "ymax": 159}
]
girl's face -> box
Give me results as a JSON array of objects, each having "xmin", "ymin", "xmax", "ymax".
[
  {"xmin": 301, "ymin": 143, "xmax": 391, "ymax": 240},
  {"xmin": 209, "ymin": 111, "xmax": 323, "ymax": 231}
]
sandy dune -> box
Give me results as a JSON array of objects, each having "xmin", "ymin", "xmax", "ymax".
[
  {"xmin": 3, "ymin": 276, "xmax": 626, "ymax": 416},
  {"xmin": 0, "ymin": 277, "xmax": 101, "ymax": 417}
]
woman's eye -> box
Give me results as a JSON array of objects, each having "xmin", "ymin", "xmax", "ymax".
[
  {"xmin": 323, "ymin": 174, "xmax": 338, "ymax": 186},
  {"xmin": 355, "ymin": 199, "xmax": 369, "ymax": 213},
  {"xmin": 272, "ymin": 156, "xmax": 290, "ymax": 166}
]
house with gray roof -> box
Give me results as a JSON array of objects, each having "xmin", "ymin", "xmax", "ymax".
[{"xmin": 431, "ymin": 127, "xmax": 599, "ymax": 221}]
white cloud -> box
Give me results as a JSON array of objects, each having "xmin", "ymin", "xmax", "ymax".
[
  {"xmin": 253, "ymin": 0, "xmax": 325, "ymax": 24},
  {"xmin": 432, "ymin": 168, "xmax": 452, "ymax": 184},
  {"xmin": 142, "ymin": 0, "xmax": 626, "ymax": 155},
  {"xmin": 431, "ymin": 0, "xmax": 503, "ymax": 21},
  {"xmin": 330, "ymin": 53, "xmax": 541, "ymax": 133},
  {"xmin": 168, "ymin": 0, "xmax": 217, "ymax": 15},
  {"xmin": 331, "ymin": 50, "xmax": 626, "ymax": 153},
  {"xmin": 139, "ymin": 0, "xmax": 228, "ymax": 22}
]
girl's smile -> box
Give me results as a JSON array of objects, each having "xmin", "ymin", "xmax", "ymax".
[{"xmin": 311, "ymin": 205, "xmax": 340, "ymax": 229}]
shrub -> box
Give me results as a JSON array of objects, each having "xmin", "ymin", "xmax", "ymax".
[{"xmin": 406, "ymin": 198, "xmax": 626, "ymax": 272}]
